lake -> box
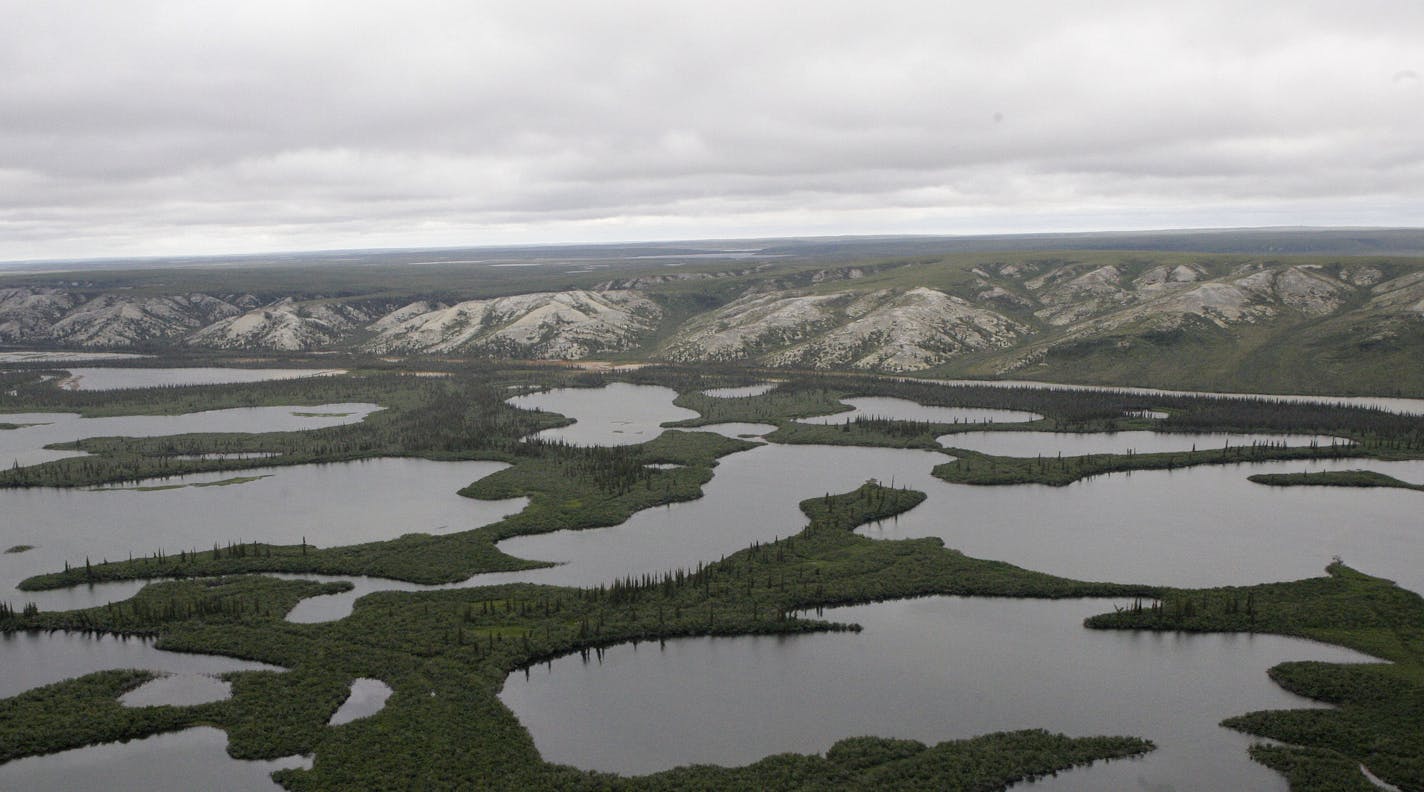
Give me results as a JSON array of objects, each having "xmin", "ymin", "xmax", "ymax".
[
  {"xmin": 0, "ymin": 457, "xmax": 526, "ymax": 610},
  {"xmin": 923, "ymin": 377, "xmax": 1424, "ymax": 416},
  {"xmin": 0, "ymin": 727, "xmax": 306, "ymax": 792},
  {"xmin": 797, "ymin": 396, "xmax": 1041, "ymax": 425},
  {"xmin": 508, "ymin": 383, "xmax": 698, "ymax": 446},
  {"xmin": 56, "ymin": 367, "xmax": 345, "ymax": 391},
  {"xmin": 0, "ymin": 402, "xmax": 381, "ymax": 469},
  {"xmin": 3, "ymin": 379, "xmax": 1421, "ymax": 791},
  {"xmin": 501, "ymin": 596, "xmax": 1372, "ymax": 791}
]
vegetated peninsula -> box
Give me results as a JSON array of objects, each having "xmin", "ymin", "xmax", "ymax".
[{"xmin": 1248, "ymin": 469, "xmax": 1424, "ymax": 492}]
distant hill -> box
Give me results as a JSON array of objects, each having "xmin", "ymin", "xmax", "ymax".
[{"xmin": 3, "ymin": 235, "xmax": 1424, "ymax": 395}]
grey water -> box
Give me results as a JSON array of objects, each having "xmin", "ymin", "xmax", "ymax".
[
  {"xmin": 328, "ymin": 678, "xmax": 393, "ymax": 725},
  {"xmin": 6, "ymin": 380, "xmax": 1423, "ymax": 789},
  {"xmin": 120, "ymin": 673, "xmax": 233, "ymax": 708},
  {"xmin": 0, "ymin": 402, "xmax": 380, "ymax": 469},
  {"xmin": 0, "ymin": 727, "xmax": 307, "ymax": 792},
  {"xmin": 280, "ymin": 443, "xmax": 1424, "ymax": 625},
  {"xmin": 500, "ymin": 596, "xmax": 1373, "ymax": 791},
  {"xmin": 0, "ymin": 457, "xmax": 526, "ymax": 610},
  {"xmin": 797, "ymin": 396, "xmax": 1040, "ymax": 425},
  {"xmin": 509, "ymin": 382, "xmax": 699, "ymax": 446},
  {"xmin": 0, "ymin": 631, "xmax": 279, "ymax": 699},
  {"xmin": 939, "ymin": 429, "xmax": 1347, "ymax": 456},
  {"xmin": 56, "ymin": 366, "xmax": 344, "ymax": 391},
  {"xmin": 859, "ymin": 456, "xmax": 1424, "ymax": 596}
]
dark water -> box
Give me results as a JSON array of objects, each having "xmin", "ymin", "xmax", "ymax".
[{"xmin": 501, "ymin": 597, "xmax": 1371, "ymax": 791}]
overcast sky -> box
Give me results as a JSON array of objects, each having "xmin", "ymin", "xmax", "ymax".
[{"xmin": 2, "ymin": 1, "xmax": 1421, "ymax": 261}]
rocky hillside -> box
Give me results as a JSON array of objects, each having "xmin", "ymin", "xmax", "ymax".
[
  {"xmin": 660, "ymin": 287, "xmax": 1027, "ymax": 371},
  {"xmin": 2, "ymin": 254, "xmax": 1423, "ymax": 391},
  {"xmin": 365, "ymin": 290, "xmax": 661, "ymax": 357}
]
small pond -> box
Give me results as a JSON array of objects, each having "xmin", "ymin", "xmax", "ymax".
[
  {"xmin": 328, "ymin": 678, "xmax": 394, "ymax": 725},
  {"xmin": 120, "ymin": 673, "xmax": 233, "ymax": 708},
  {"xmin": 508, "ymin": 383, "xmax": 698, "ymax": 446}
]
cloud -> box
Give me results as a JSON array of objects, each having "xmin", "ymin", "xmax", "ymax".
[{"xmin": 2, "ymin": 0, "xmax": 1423, "ymax": 260}]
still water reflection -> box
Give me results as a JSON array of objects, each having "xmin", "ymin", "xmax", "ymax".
[{"xmin": 501, "ymin": 596, "xmax": 1372, "ymax": 791}]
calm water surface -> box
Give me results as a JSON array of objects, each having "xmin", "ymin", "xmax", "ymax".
[
  {"xmin": 281, "ymin": 438, "xmax": 1424, "ymax": 625},
  {"xmin": 501, "ymin": 597, "xmax": 1372, "ymax": 791},
  {"xmin": 0, "ymin": 458, "xmax": 525, "ymax": 609},
  {"xmin": 797, "ymin": 396, "xmax": 1040, "ymax": 425},
  {"xmin": 0, "ymin": 402, "xmax": 380, "ymax": 469},
  {"xmin": 0, "ymin": 631, "xmax": 279, "ymax": 699},
  {"xmin": 508, "ymin": 383, "xmax": 698, "ymax": 446},
  {"xmin": 5, "ymin": 381, "xmax": 1422, "ymax": 789},
  {"xmin": 120, "ymin": 673, "xmax": 233, "ymax": 707},
  {"xmin": 0, "ymin": 727, "xmax": 306, "ymax": 792},
  {"xmin": 924, "ymin": 377, "xmax": 1424, "ymax": 416},
  {"xmin": 57, "ymin": 367, "xmax": 344, "ymax": 390},
  {"xmin": 328, "ymin": 678, "xmax": 393, "ymax": 725}
]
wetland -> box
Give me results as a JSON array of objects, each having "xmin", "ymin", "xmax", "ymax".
[{"xmin": 1, "ymin": 363, "xmax": 1422, "ymax": 791}]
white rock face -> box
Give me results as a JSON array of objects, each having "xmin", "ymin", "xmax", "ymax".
[
  {"xmin": 48, "ymin": 294, "xmax": 242, "ymax": 347},
  {"xmin": 188, "ymin": 298, "xmax": 378, "ymax": 351},
  {"xmin": 768, "ymin": 288, "xmax": 1028, "ymax": 371},
  {"xmin": 662, "ymin": 287, "xmax": 1026, "ymax": 372},
  {"xmin": 0, "ymin": 288, "xmax": 81, "ymax": 341},
  {"xmin": 365, "ymin": 290, "xmax": 660, "ymax": 358},
  {"xmin": 661, "ymin": 292, "xmax": 848, "ymax": 362}
]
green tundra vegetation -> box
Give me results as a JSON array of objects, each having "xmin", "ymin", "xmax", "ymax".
[
  {"xmin": 1084, "ymin": 563, "xmax": 1424, "ymax": 791},
  {"xmin": 1, "ymin": 483, "xmax": 1157, "ymax": 790},
  {"xmin": 1248, "ymin": 469, "xmax": 1424, "ymax": 492},
  {"xmin": 3, "ymin": 361, "xmax": 1424, "ymax": 789}
]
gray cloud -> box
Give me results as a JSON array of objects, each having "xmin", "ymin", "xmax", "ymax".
[{"xmin": 2, "ymin": 0, "xmax": 1423, "ymax": 260}]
